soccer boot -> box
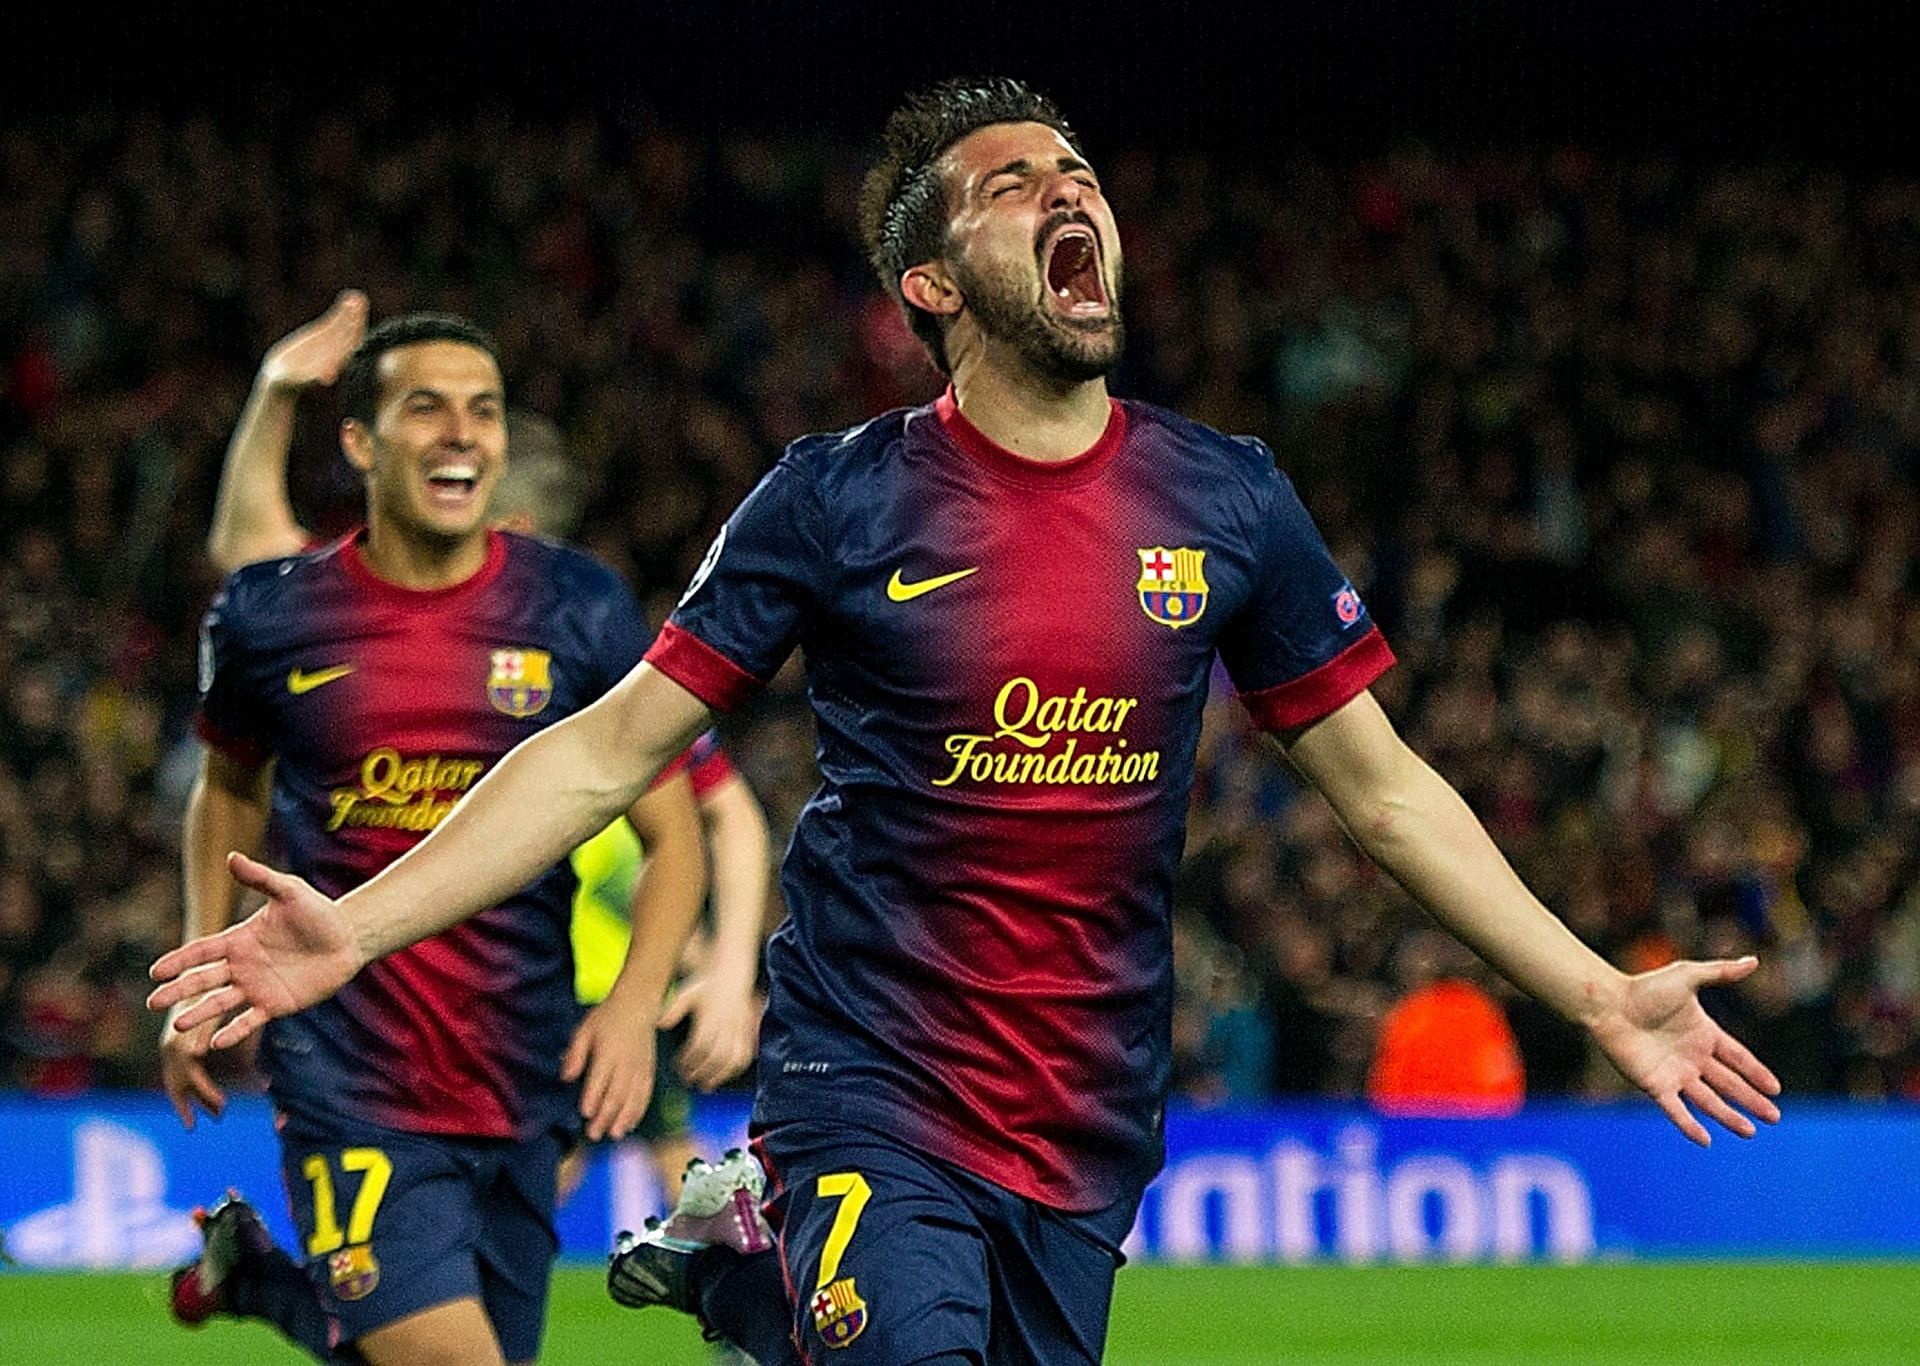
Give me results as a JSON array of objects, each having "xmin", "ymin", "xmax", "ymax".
[
  {"xmin": 608, "ymin": 1149, "xmax": 774, "ymax": 1311},
  {"xmin": 661, "ymin": 1149, "xmax": 774, "ymax": 1255},
  {"xmin": 608, "ymin": 1216, "xmax": 700, "ymax": 1311},
  {"xmin": 169, "ymin": 1191, "xmax": 274, "ymax": 1326}
]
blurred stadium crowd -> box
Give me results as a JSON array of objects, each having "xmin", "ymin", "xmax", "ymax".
[{"xmin": 4, "ymin": 98, "xmax": 1918, "ymax": 1109}]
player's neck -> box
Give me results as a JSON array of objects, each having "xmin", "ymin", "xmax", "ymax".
[
  {"xmin": 950, "ymin": 359, "xmax": 1111, "ymax": 463},
  {"xmin": 357, "ymin": 518, "xmax": 493, "ymax": 590}
]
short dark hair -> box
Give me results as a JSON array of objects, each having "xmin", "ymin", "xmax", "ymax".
[
  {"xmin": 339, "ymin": 313, "xmax": 500, "ymax": 425},
  {"xmin": 859, "ymin": 77, "xmax": 1081, "ymax": 374}
]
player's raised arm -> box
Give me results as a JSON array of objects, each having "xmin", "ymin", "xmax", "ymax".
[
  {"xmin": 1282, "ymin": 688, "xmax": 1783, "ymax": 1146},
  {"xmin": 149, "ymin": 662, "xmax": 715, "ymax": 1048},
  {"xmin": 207, "ymin": 290, "xmax": 368, "ymax": 571}
]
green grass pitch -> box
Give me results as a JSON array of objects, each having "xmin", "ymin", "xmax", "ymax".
[{"xmin": 3, "ymin": 1263, "xmax": 1917, "ymax": 1363}]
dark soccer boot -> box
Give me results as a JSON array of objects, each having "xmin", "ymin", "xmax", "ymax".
[
  {"xmin": 169, "ymin": 1191, "xmax": 275, "ymax": 1326},
  {"xmin": 608, "ymin": 1215, "xmax": 701, "ymax": 1311}
]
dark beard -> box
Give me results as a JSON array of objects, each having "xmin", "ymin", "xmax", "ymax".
[{"xmin": 953, "ymin": 255, "xmax": 1125, "ymax": 384}]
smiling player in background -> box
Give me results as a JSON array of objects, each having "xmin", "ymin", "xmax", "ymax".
[
  {"xmin": 188, "ymin": 288, "xmax": 773, "ymax": 1209},
  {"xmin": 163, "ymin": 309, "xmax": 706, "ymax": 1365}
]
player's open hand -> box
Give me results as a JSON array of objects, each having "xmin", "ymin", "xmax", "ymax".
[
  {"xmin": 563, "ymin": 998, "xmax": 658, "ymax": 1143},
  {"xmin": 147, "ymin": 853, "xmax": 365, "ymax": 1050},
  {"xmin": 259, "ymin": 289, "xmax": 368, "ymax": 393},
  {"xmin": 658, "ymin": 974, "xmax": 761, "ymax": 1092},
  {"xmin": 1587, "ymin": 955, "xmax": 1783, "ymax": 1146}
]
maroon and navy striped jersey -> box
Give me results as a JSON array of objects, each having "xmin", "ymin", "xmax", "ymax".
[
  {"xmin": 646, "ymin": 391, "xmax": 1393, "ymax": 1211},
  {"xmin": 198, "ymin": 530, "xmax": 650, "ymax": 1139}
]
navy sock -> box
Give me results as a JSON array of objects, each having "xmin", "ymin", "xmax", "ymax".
[
  {"xmin": 691, "ymin": 1247, "xmax": 802, "ymax": 1366},
  {"xmin": 224, "ymin": 1246, "xmax": 360, "ymax": 1364}
]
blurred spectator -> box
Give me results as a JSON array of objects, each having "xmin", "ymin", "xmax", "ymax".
[{"xmin": 1366, "ymin": 930, "xmax": 1525, "ymax": 1117}]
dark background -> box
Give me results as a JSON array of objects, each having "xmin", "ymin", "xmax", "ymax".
[{"xmin": 10, "ymin": 2, "xmax": 1914, "ymax": 161}]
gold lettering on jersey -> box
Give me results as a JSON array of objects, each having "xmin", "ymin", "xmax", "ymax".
[
  {"xmin": 932, "ymin": 677, "xmax": 1160, "ymax": 788},
  {"xmin": 326, "ymin": 748, "xmax": 488, "ymax": 832}
]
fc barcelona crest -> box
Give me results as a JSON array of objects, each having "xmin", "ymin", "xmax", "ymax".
[
  {"xmin": 1137, "ymin": 546, "xmax": 1209, "ymax": 629},
  {"xmin": 488, "ymin": 648, "xmax": 553, "ymax": 718},
  {"xmin": 810, "ymin": 1276, "xmax": 868, "ymax": 1348},
  {"xmin": 328, "ymin": 1244, "xmax": 379, "ymax": 1301}
]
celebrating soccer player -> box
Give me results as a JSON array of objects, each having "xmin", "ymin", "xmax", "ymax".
[
  {"xmin": 162, "ymin": 309, "xmax": 707, "ymax": 1365},
  {"xmin": 153, "ymin": 80, "xmax": 1783, "ymax": 1364},
  {"xmin": 185, "ymin": 292, "xmax": 774, "ymax": 1230}
]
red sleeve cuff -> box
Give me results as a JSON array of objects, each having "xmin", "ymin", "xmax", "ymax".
[
  {"xmin": 644, "ymin": 622, "xmax": 766, "ymax": 713},
  {"xmin": 195, "ymin": 712, "xmax": 269, "ymax": 770},
  {"xmin": 647, "ymin": 750, "xmax": 692, "ymax": 792},
  {"xmin": 1238, "ymin": 627, "xmax": 1396, "ymax": 732},
  {"xmin": 688, "ymin": 744, "xmax": 737, "ymax": 798}
]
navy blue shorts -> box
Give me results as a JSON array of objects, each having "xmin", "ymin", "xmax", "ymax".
[
  {"xmin": 755, "ymin": 1120, "xmax": 1136, "ymax": 1365},
  {"xmin": 278, "ymin": 1117, "xmax": 563, "ymax": 1361}
]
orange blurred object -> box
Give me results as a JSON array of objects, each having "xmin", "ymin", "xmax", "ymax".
[{"xmin": 1367, "ymin": 979, "xmax": 1525, "ymax": 1117}]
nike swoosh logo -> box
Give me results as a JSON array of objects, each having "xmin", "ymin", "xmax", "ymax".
[
  {"xmin": 886, "ymin": 567, "xmax": 979, "ymax": 602},
  {"xmin": 287, "ymin": 664, "xmax": 356, "ymax": 695}
]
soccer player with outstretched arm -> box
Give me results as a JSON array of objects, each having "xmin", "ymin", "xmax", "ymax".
[
  {"xmin": 154, "ymin": 81, "xmax": 1781, "ymax": 1364},
  {"xmin": 164, "ymin": 311, "xmax": 705, "ymax": 1366},
  {"xmin": 183, "ymin": 290, "xmax": 774, "ymax": 1243}
]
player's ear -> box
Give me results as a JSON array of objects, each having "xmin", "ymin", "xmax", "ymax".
[
  {"xmin": 901, "ymin": 262, "xmax": 963, "ymax": 318},
  {"xmin": 340, "ymin": 418, "xmax": 376, "ymax": 474}
]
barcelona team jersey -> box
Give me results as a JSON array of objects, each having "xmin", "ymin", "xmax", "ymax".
[
  {"xmin": 645, "ymin": 390, "xmax": 1394, "ymax": 1211},
  {"xmin": 197, "ymin": 530, "xmax": 651, "ymax": 1140}
]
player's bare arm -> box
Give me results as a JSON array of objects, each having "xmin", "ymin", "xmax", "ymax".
[
  {"xmin": 149, "ymin": 663, "xmax": 715, "ymax": 1048},
  {"xmin": 658, "ymin": 769, "xmax": 771, "ymax": 1091},
  {"xmin": 164, "ymin": 746, "xmax": 272, "ymax": 1128},
  {"xmin": 1283, "ymin": 688, "xmax": 1783, "ymax": 1146},
  {"xmin": 206, "ymin": 289, "xmax": 368, "ymax": 571},
  {"xmin": 564, "ymin": 769, "xmax": 708, "ymax": 1141}
]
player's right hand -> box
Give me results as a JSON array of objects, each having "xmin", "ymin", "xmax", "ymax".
[
  {"xmin": 657, "ymin": 973, "xmax": 761, "ymax": 1092},
  {"xmin": 147, "ymin": 853, "xmax": 366, "ymax": 1051},
  {"xmin": 259, "ymin": 289, "xmax": 368, "ymax": 392}
]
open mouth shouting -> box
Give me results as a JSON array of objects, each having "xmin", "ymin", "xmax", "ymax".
[{"xmin": 1041, "ymin": 221, "xmax": 1110, "ymax": 321}]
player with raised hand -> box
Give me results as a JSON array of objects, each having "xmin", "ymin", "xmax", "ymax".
[
  {"xmin": 164, "ymin": 307, "xmax": 706, "ymax": 1366},
  {"xmin": 205, "ymin": 300, "xmax": 769, "ymax": 1110},
  {"xmin": 189, "ymin": 304, "xmax": 776, "ymax": 1226},
  {"xmin": 154, "ymin": 81, "xmax": 1783, "ymax": 1364},
  {"xmin": 206, "ymin": 289, "xmax": 369, "ymax": 571}
]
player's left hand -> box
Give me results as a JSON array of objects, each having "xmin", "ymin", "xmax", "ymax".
[
  {"xmin": 259, "ymin": 289, "xmax": 368, "ymax": 393},
  {"xmin": 563, "ymin": 999, "xmax": 657, "ymax": 1142},
  {"xmin": 658, "ymin": 973, "xmax": 761, "ymax": 1092},
  {"xmin": 1586, "ymin": 955, "xmax": 1783, "ymax": 1145}
]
